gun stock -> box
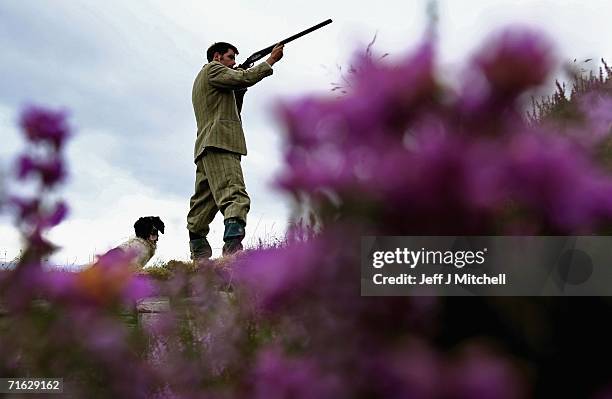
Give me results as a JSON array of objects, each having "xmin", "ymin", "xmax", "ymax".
[{"xmin": 237, "ymin": 19, "xmax": 332, "ymax": 69}]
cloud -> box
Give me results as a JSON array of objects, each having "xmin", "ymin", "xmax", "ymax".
[{"xmin": 0, "ymin": 1, "xmax": 197, "ymax": 195}]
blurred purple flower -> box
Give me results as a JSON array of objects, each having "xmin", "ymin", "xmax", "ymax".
[
  {"xmin": 233, "ymin": 240, "xmax": 323, "ymax": 311},
  {"xmin": 38, "ymin": 157, "xmax": 66, "ymax": 186},
  {"xmin": 43, "ymin": 270, "xmax": 78, "ymax": 300},
  {"xmin": 16, "ymin": 155, "xmax": 36, "ymax": 180},
  {"xmin": 19, "ymin": 105, "xmax": 70, "ymax": 150},
  {"xmin": 73, "ymin": 310, "xmax": 130, "ymax": 355},
  {"xmin": 457, "ymin": 27, "xmax": 555, "ymax": 126},
  {"xmin": 442, "ymin": 346, "xmax": 528, "ymax": 399},
  {"xmin": 362, "ymin": 341, "xmax": 439, "ymax": 399},
  {"xmin": 578, "ymin": 92, "xmax": 612, "ymax": 140},
  {"xmin": 251, "ymin": 348, "xmax": 343, "ymax": 399},
  {"xmin": 276, "ymin": 26, "xmax": 612, "ymax": 235},
  {"xmin": 9, "ymin": 196, "xmax": 40, "ymax": 222},
  {"xmin": 347, "ymin": 41, "xmax": 437, "ymax": 133},
  {"xmin": 279, "ymin": 41, "xmax": 436, "ymax": 151},
  {"xmin": 474, "ymin": 27, "xmax": 555, "ymax": 96},
  {"xmin": 4, "ymin": 264, "xmax": 46, "ymax": 303},
  {"xmin": 73, "ymin": 249, "xmax": 156, "ymax": 306},
  {"xmin": 123, "ymin": 274, "xmax": 157, "ymax": 304},
  {"xmin": 39, "ymin": 200, "xmax": 69, "ymax": 228},
  {"xmin": 503, "ymin": 132, "xmax": 612, "ymax": 231},
  {"xmin": 23, "ymin": 230, "xmax": 57, "ymax": 259},
  {"xmin": 17, "ymin": 156, "xmax": 66, "ymax": 186},
  {"xmin": 59, "ymin": 308, "xmax": 158, "ymax": 398}
]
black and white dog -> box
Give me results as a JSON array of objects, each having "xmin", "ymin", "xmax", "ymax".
[{"xmin": 116, "ymin": 216, "xmax": 165, "ymax": 269}]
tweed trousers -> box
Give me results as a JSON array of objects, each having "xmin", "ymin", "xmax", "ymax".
[{"xmin": 187, "ymin": 148, "xmax": 250, "ymax": 237}]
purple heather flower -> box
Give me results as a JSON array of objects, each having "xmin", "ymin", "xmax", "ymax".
[
  {"xmin": 122, "ymin": 274, "xmax": 156, "ymax": 304},
  {"xmin": 578, "ymin": 92, "xmax": 612, "ymax": 141},
  {"xmin": 16, "ymin": 155, "xmax": 66, "ymax": 186},
  {"xmin": 16, "ymin": 155, "xmax": 36, "ymax": 180},
  {"xmin": 2, "ymin": 262, "xmax": 55, "ymax": 311},
  {"xmin": 61, "ymin": 309, "xmax": 157, "ymax": 398},
  {"xmin": 76, "ymin": 312, "xmax": 129, "ymax": 354},
  {"xmin": 361, "ymin": 341, "xmax": 439, "ymax": 399},
  {"xmin": 24, "ymin": 229, "xmax": 57, "ymax": 258},
  {"xmin": 278, "ymin": 41, "xmax": 436, "ymax": 152},
  {"xmin": 503, "ymin": 132, "xmax": 612, "ymax": 231},
  {"xmin": 251, "ymin": 348, "xmax": 343, "ymax": 399},
  {"xmin": 38, "ymin": 200, "xmax": 69, "ymax": 228},
  {"xmin": 473, "ymin": 27, "xmax": 555, "ymax": 96},
  {"xmin": 72, "ymin": 249, "xmax": 155, "ymax": 307},
  {"xmin": 351, "ymin": 41, "xmax": 437, "ymax": 129},
  {"xmin": 19, "ymin": 105, "xmax": 70, "ymax": 150},
  {"xmin": 456, "ymin": 27, "xmax": 555, "ymax": 126},
  {"xmin": 278, "ymin": 98, "xmax": 341, "ymax": 149},
  {"xmin": 9, "ymin": 196, "xmax": 40, "ymax": 222},
  {"xmin": 442, "ymin": 346, "xmax": 528, "ymax": 399},
  {"xmin": 277, "ymin": 47, "xmax": 612, "ymax": 233},
  {"xmin": 38, "ymin": 157, "xmax": 66, "ymax": 186},
  {"xmin": 42, "ymin": 270, "xmax": 78, "ymax": 301},
  {"xmin": 232, "ymin": 240, "xmax": 323, "ymax": 312}
]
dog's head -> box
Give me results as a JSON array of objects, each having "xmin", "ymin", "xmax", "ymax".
[{"xmin": 134, "ymin": 216, "xmax": 165, "ymax": 239}]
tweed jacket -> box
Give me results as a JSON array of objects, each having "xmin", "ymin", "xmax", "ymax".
[{"xmin": 192, "ymin": 61, "xmax": 273, "ymax": 160}]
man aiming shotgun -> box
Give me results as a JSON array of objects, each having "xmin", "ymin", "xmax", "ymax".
[{"xmin": 187, "ymin": 20, "xmax": 332, "ymax": 260}]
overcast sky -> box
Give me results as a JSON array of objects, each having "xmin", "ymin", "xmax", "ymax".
[{"xmin": 1, "ymin": 0, "xmax": 611, "ymax": 265}]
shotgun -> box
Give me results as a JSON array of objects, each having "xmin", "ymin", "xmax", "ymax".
[
  {"xmin": 236, "ymin": 19, "xmax": 333, "ymax": 70},
  {"xmin": 234, "ymin": 19, "xmax": 332, "ymax": 113}
]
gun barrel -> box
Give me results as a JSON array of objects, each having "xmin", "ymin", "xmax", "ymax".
[
  {"xmin": 238, "ymin": 19, "xmax": 332, "ymax": 68},
  {"xmin": 278, "ymin": 19, "xmax": 333, "ymax": 46}
]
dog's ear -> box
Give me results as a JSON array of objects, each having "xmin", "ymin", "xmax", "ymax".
[
  {"xmin": 134, "ymin": 217, "xmax": 152, "ymax": 239},
  {"xmin": 152, "ymin": 217, "xmax": 165, "ymax": 234}
]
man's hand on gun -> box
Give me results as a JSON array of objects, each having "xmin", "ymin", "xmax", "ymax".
[
  {"xmin": 266, "ymin": 43, "xmax": 284, "ymax": 66},
  {"xmin": 233, "ymin": 43, "xmax": 283, "ymax": 70}
]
